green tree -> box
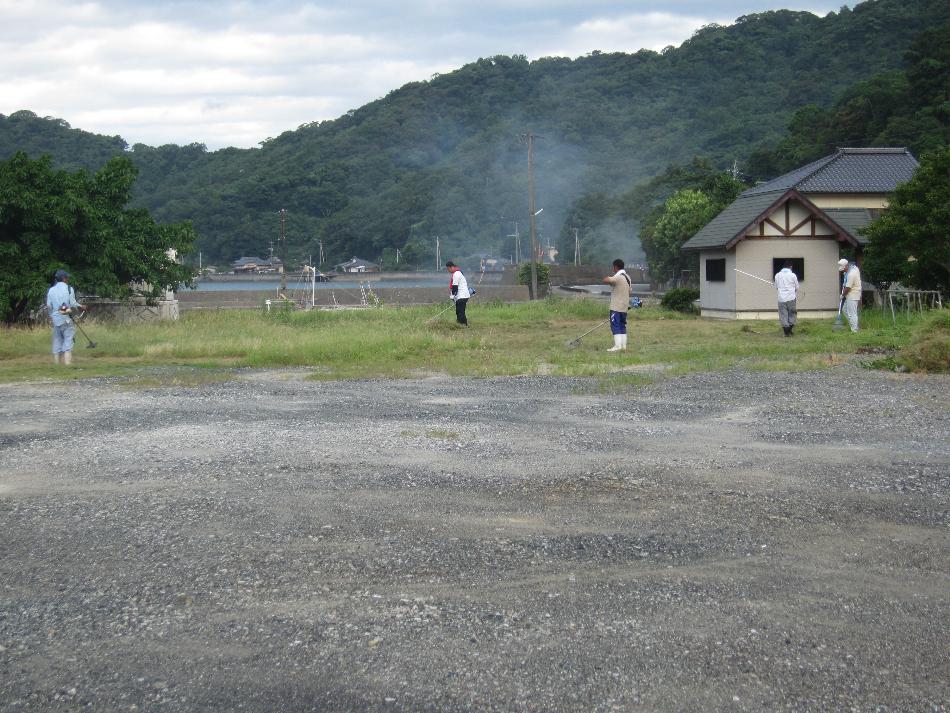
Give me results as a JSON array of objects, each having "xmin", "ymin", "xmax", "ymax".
[
  {"xmin": 517, "ymin": 263, "xmax": 550, "ymax": 290},
  {"xmin": 642, "ymin": 189, "xmax": 717, "ymax": 284},
  {"xmin": 0, "ymin": 152, "xmax": 196, "ymax": 323},
  {"xmin": 861, "ymin": 146, "xmax": 950, "ymax": 293},
  {"xmin": 746, "ymin": 22, "xmax": 950, "ymax": 180}
]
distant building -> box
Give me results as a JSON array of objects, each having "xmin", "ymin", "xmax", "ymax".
[
  {"xmin": 475, "ymin": 255, "xmax": 513, "ymax": 272},
  {"xmin": 231, "ymin": 256, "xmax": 282, "ymax": 273},
  {"xmin": 681, "ymin": 148, "xmax": 918, "ymax": 319},
  {"xmin": 334, "ymin": 257, "xmax": 379, "ymax": 273}
]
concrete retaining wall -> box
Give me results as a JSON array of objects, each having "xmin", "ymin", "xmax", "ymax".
[
  {"xmin": 177, "ymin": 285, "xmax": 530, "ymax": 311},
  {"xmin": 498, "ymin": 265, "xmax": 649, "ymax": 286},
  {"xmin": 84, "ymin": 298, "xmax": 179, "ymax": 322}
]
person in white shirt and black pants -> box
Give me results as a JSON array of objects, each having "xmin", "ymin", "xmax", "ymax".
[
  {"xmin": 774, "ymin": 261, "xmax": 799, "ymax": 337},
  {"xmin": 446, "ymin": 261, "xmax": 471, "ymax": 326}
]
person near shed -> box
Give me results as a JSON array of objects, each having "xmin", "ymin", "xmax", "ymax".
[
  {"xmin": 602, "ymin": 259, "xmax": 631, "ymax": 351},
  {"xmin": 774, "ymin": 260, "xmax": 800, "ymax": 337},
  {"xmin": 446, "ymin": 261, "xmax": 470, "ymax": 326},
  {"xmin": 45, "ymin": 269, "xmax": 86, "ymax": 365},
  {"xmin": 838, "ymin": 258, "xmax": 862, "ymax": 332}
]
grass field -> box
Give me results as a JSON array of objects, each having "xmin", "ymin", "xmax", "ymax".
[{"xmin": 1, "ymin": 298, "xmax": 946, "ymax": 383}]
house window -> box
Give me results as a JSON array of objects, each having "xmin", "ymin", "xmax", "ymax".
[
  {"xmin": 773, "ymin": 257, "xmax": 805, "ymax": 281},
  {"xmin": 705, "ymin": 258, "xmax": 726, "ymax": 282}
]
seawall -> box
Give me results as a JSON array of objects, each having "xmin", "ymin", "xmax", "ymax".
[{"xmin": 177, "ymin": 285, "xmax": 531, "ymax": 310}]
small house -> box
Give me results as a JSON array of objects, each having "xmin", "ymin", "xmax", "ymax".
[
  {"xmin": 681, "ymin": 148, "xmax": 918, "ymax": 319},
  {"xmin": 334, "ymin": 257, "xmax": 380, "ymax": 273}
]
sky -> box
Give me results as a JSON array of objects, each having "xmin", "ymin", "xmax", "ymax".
[{"xmin": 2, "ymin": 0, "xmax": 841, "ymax": 150}]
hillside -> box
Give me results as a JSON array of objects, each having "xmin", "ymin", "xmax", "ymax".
[{"xmin": 2, "ymin": 0, "xmax": 948, "ymax": 267}]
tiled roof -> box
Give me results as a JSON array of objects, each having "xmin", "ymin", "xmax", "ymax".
[
  {"xmin": 232, "ymin": 256, "xmax": 281, "ymax": 266},
  {"xmin": 336, "ymin": 257, "xmax": 379, "ymax": 268},
  {"xmin": 821, "ymin": 208, "xmax": 876, "ymax": 245},
  {"xmin": 681, "ymin": 191, "xmax": 785, "ymax": 250},
  {"xmin": 744, "ymin": 148, "xmax": 918, "ymax": 196},
  {"xmin": 683, "ymin": 148, "xmax": 915, "ymax": 251}
]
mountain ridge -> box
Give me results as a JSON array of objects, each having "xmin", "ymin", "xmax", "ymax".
[{"xmin": 2, "ymin": 0, "xmax": 948, "ymax": 265}]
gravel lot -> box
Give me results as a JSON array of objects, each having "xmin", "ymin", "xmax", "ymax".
[{"xmin": 1, "ymin": 367, "xmax": 948, "ymax": 712}]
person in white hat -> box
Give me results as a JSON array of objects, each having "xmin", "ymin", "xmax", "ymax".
[{"xmin": 838, "ymin": 258, "xmax": 861, "ymax": 332}]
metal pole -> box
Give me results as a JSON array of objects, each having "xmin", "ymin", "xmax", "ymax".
[
  {"xmin": 508, "ymin": 222, "xmax": 520, "ymax": 264},
  {"xmin": 279, "ymin": 208, "xmax": 287, "ymax": 292},
  {"xmin": 527, "ymin": 133, "xmax": 538, "ymax": 300},
  {"xmin": 734, "ymin": 268, "xmax": 773, "ymax": 286}
]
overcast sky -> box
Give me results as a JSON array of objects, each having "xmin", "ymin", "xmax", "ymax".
[{"xmin": 2, "ymin": 0, "xmax": 841, "ymax": 150}]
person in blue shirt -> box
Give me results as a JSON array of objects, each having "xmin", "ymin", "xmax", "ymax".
[{"xmin": 45, "ymin": 269, "xmax": 85, "ymax": 365}]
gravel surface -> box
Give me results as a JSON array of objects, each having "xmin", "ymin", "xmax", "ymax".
[{"xmin": 1, "ymin": 367, "xmax": 948, "ymax": 712}]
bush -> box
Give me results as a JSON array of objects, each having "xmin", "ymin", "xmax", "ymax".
[
  {"xmin": 517, "ymin": 263, "xmax": 550, "ymax": 288},
  {"xmin": 660, "ymin": 287, "xmax": 700, "ymax": 313}
]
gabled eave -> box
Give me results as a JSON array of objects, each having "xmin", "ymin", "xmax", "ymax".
[{"xmin": 723, "ymin": 189, "xmax": 861, "ymax": 251}]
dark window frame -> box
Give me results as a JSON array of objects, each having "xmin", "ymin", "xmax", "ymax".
[
  {"xmin": 705, "ymin": 258, "xmax": 726, "ymax": 282},
  {"xmin": 773, "ymin": 257, "xmax": 805, "ymax": 282}
]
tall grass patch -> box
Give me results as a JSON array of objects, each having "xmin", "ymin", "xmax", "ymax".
[
  {"xmin": 1, "ymin": 300, "xmax": 944, "ymax": 382},
  {"xmin": 898, "ymin": 310, "xmax": 950, "ymax": 372}
]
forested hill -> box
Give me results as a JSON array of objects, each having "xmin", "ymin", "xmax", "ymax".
[{"xmin": 2, "ymin": 0, "xmax": 948, "ymax": 267}]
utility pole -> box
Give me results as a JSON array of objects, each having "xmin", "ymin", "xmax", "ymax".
[
  {"xmin": 507, "ymin": 222, "xmax": 520, "ymax": 264},
  {"xmin": 279, "ymin": 208, "xmax": 287, "ymax": 291},
  {"xmin": 435, "ymin": 236, "xmax": 440, "ymax": 270},
  {"xmin": 573, "ymin": 228, "xmax": 580, "ymax": 266},
  {"xmin": 522, "ymin": 132, "xmax": 542, "ymax": 300}
]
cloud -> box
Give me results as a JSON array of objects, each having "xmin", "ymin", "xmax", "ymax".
[
  {"xmin": 556, "ymin": 11, "xmax": 733, "ymax": 55},
  {"xmin": 0, "ymin": 0, "xmax": 838, "ymax": 149}
]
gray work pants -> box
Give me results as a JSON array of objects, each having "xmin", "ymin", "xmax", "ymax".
[{"xmin": 778, "ymin": 299, "xmax": 797, "ymax": 329}]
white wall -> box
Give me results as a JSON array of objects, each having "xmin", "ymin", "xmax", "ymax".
[
  {"xmin": 699, "ymin": 250, "xmax": 736, "ymax": 312},
  {"xmin": 735, "ymin": 239, "xmax": 841, "ymax": 312},
  {"xmin": 807, "ymin": 194, "xmax": 888, "ymax": 209}
]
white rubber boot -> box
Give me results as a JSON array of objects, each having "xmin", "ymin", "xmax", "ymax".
[
  {"xmin": 607, "ymin": 335, "xmax": 622, "ymax": 352},
  {"xmin": 53, "ymin": 354, "xmax": 60, "ymax": 365},
  {"xmin": 620, "ymin": 334, "xmax": 628, "ymax": 350},
  {"xmin": 63, "ymin": 351, "xmax": 73, "ymax": 366}
]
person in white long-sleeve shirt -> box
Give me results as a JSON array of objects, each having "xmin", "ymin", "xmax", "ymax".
[
  {"xmin": 45, "ymin": 269, "xmax": 86, "ymax": 365},
  {"xmin": 773, "ymin": 261, "xmax": 799, "ymax": 337}
]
